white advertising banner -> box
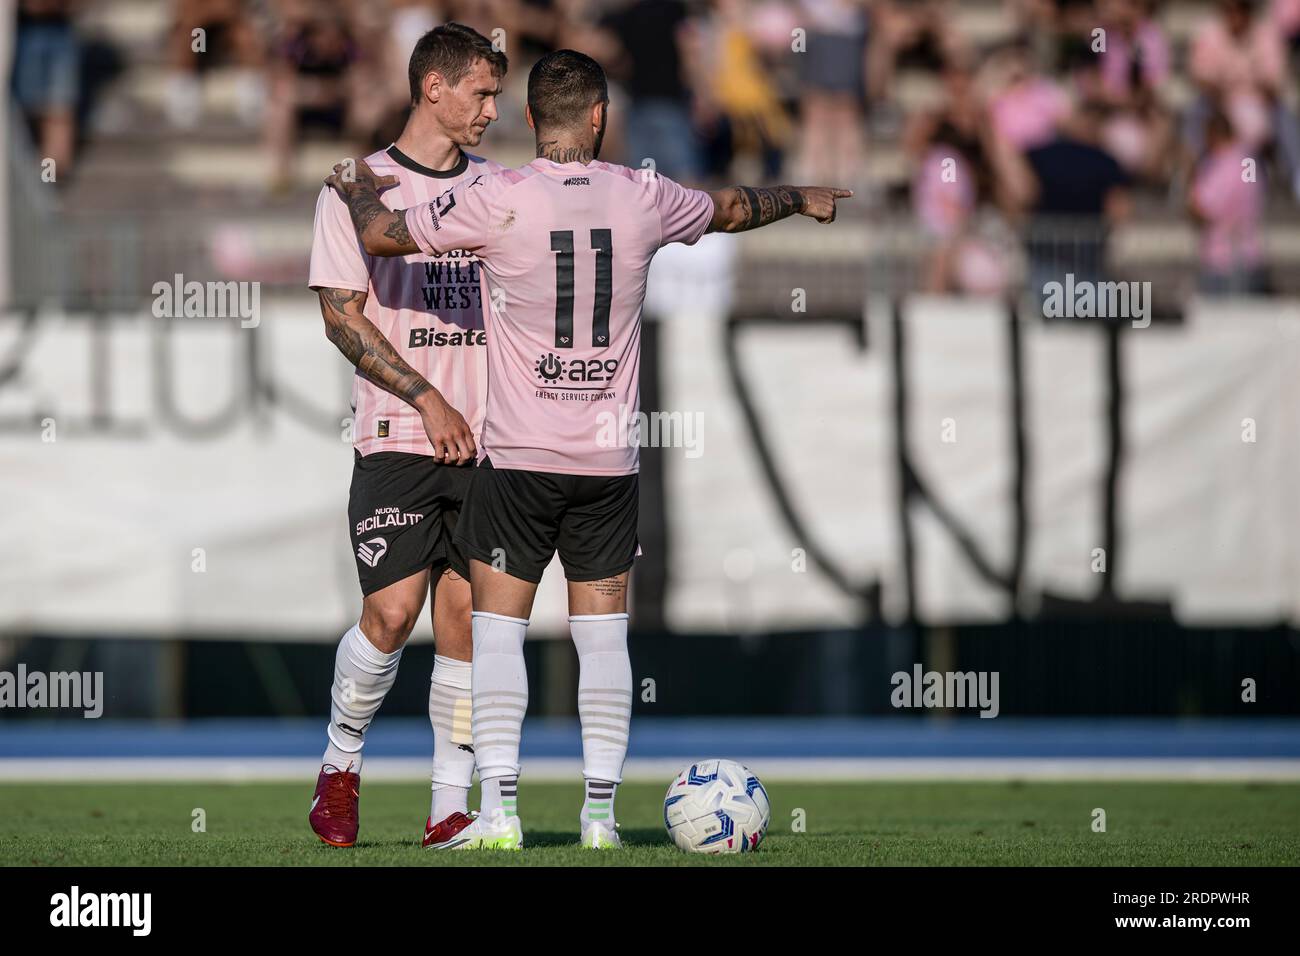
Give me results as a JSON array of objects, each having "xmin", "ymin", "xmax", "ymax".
[{"xmin": 2, "ymin": 296, "xmax": 1298, "ymax": 638}]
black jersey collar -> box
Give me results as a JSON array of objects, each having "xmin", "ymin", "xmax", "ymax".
[{"xmin": 386, "ymin": 144, "xmax": 470, "ymax": 179}]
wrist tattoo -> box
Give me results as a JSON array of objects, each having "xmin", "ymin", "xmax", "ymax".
[{"xmin": 736, "ymin": 186, "xmax": 804, "ymax": 231}]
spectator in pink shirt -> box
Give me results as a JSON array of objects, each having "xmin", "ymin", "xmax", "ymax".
[
  {"xmin": 905, "ymin": 57, "xmax": 1031, "ymax": 293},
  {"xmin": 985, "ymin": 41, "xmax": 1072, "ymax": 153},
  {"xmin": 1185, "ymin": 0, "xmax": 1300, "ymax": 199},
  {"xmin": 1094, "ymin": 0, "xmax": 1170, "ymax": 99},
  {"xmin": 1189, "ymin": 109, "xmax": 1270, "ymax": 293},
  {"xmin": 1080, "ymin": 0, "xmax": 1174, "ymax": 180}
]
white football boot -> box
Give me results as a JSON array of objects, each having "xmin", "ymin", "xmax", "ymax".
[
  {"xmin": 580, "ymin": 820, "xmax": 621, "ymax": 849},
  {"xmin": 449, "ymin": 808, "xmax": 524, "ymax": 851}
]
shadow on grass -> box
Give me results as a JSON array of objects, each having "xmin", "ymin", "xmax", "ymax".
[
  {"xmin": 516, "ymin": 828, "xmax": 670, "ymax": 849},
  {"xmin": 614, "ymin": 828, "xmax": 670, "ymax": 848}
]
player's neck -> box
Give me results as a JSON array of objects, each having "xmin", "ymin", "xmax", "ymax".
[
  {"xmin": 393, "ymin": 114, "xmax": 465, "ymax": 174},
  {"xmin": 535, "ymin": 136, "xmax": 595, "ymax": 165}
]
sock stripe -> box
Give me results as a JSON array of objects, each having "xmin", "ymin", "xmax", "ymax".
[
  {"xmin": 476, "ymin": 689, "xmax": 528, "ymax": 700},
  {"xmin": 578, "ymin": 719, "xmax": 630, "ymax": 734},
  {"xmin": 582, "ymin": 732, "xmax": 630, "ymax": 746},
  {"xmin": 577, "ymin": 707, "xmax": 631, "ymax": 719},
  {"xmin": 582, "ymin": 779, "xmax": 618, "ymax": 828},
  {"xmin": 430, "ymin": 694, "xmax": 470, "ymax": 707},
  {"xmin": 472, "ymin": 718, "xmax": 526, "ymax": 729},
  {"xmin": 429, "ymin": 699, "xmax": 470, "ymax": 714}
]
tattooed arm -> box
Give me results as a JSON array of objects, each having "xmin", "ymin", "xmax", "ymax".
[
  {"xmin": 315, "ymin": 286, "xmax": 477, "ymax": 463},
  {"xmin": 317, "ymin": 288, "xmax": 427, "ymax": 403},
  {"xmin": 323, "ymin": 160, "xmax": 421, "ymax": 258},
  {"xmin": 706, "ymin": 184, "xmax": 853, "ymax": 233}
]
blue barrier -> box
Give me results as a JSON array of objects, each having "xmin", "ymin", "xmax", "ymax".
[{"xmin": 1, "ymin": 717, "xmax": 1298, "ymax": 759}]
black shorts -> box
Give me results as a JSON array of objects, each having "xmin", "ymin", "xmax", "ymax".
[
  {"xmin": 455, "ymin": 457, "xmax": 638, "ymax": 584},
  {"xmin": 348, "ymin": 451, "xmax": 474, "ymax": 596}
]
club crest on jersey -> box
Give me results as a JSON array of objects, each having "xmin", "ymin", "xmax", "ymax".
[
  {"xmin": 356, "ymin": 537, "xmax": 388, "ymax": 567},
  {"xmin": 377, "ymin": 420, "xmax": 389, "ymax": 438}
]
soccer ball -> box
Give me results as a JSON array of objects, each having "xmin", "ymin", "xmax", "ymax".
[{"xmin": 663, "ymin": 759, "xmax": 770, "ymax": 853}]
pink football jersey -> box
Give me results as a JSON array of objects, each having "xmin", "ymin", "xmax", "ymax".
[
  {"xmin": 308, "ymin": 146, "xmax": 503, "ymax": 457},
  {"xmin": 403, "ymin": 158, "xmax": 715, "ymax": 475}
]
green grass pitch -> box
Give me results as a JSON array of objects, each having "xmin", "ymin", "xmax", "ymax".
[{"xmin": 2, "ymin": 781, "xmax": 1298, "ymax": 866}]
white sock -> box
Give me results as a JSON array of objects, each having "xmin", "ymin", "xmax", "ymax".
[
  {"xmin": 322, "ymin": 622, "xmax": 403, "ymax": 774},
  {"xmin": 480, "ymin": 774, "xmax": 518, "ymax": 819},
  {"xmin": 470, "ymin": 612, "xmax": 529, "ymax": 813},
  {"xmin": 429, "ymin": 654, "xmax": 474, "ymax": 821},
  {"xmin": 572, "ymin": 613, "xmax": 632, "ymax": 826},
  {"xmin": 581, "ymin": 779, "xmax": 617, "ymax": 829}
]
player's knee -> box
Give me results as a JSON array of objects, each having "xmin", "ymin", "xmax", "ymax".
[
  {"xmin": 434, "ymin": 601, "xmax": 473, "ymax": 658},
  {"xmin": 436, "ymin": 620, "xmax": 473, "ymax": 660},
  {"xmin": 445, "ymin": 580, "xmax": 473, "ymax": 622},
  {"xmin": 360, "ymin": 603, "xmax": 419, "ymax": 653}
]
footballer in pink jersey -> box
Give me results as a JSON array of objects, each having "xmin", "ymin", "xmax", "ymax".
[
  {"xmin": 305, "ymin": 23, "xmax": 505, "ymax": 851},
  {"xmin": 325, "ymin": 50, "xmax": 850, "ymax": 850}
]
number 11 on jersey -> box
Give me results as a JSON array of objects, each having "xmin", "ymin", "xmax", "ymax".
[{"xmin": 551, "ymin": 229, "xmax": 613, "ymax": 349}]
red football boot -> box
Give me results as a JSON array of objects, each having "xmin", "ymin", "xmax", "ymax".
[
  {"xmin": 310, "ymin": 764, "xmax": 361, "ymax": 847},
  {"xmin": 422, "ymin": 811, "xmax": 476, "ymax": 849}
]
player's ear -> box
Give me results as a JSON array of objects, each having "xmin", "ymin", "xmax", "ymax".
[
  {"xmin": 525, "ymin": 104, "xmax": 536, "ymax": 131},
  {"xmin": 592, "ymin": 101, "xmax": 607, "ymax": 135},
  {"xmin": 423, "ymin": 70, "xmax": 441, "ymax": 105}
]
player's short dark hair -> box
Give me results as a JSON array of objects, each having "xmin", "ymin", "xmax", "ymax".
[
  {"xmin": 408, "ymin": 22, "xmax": 507, "ymax": 105},
  {"xmin": 527, "ymin": 49, "xmax": 608, "ymax": 131}
]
